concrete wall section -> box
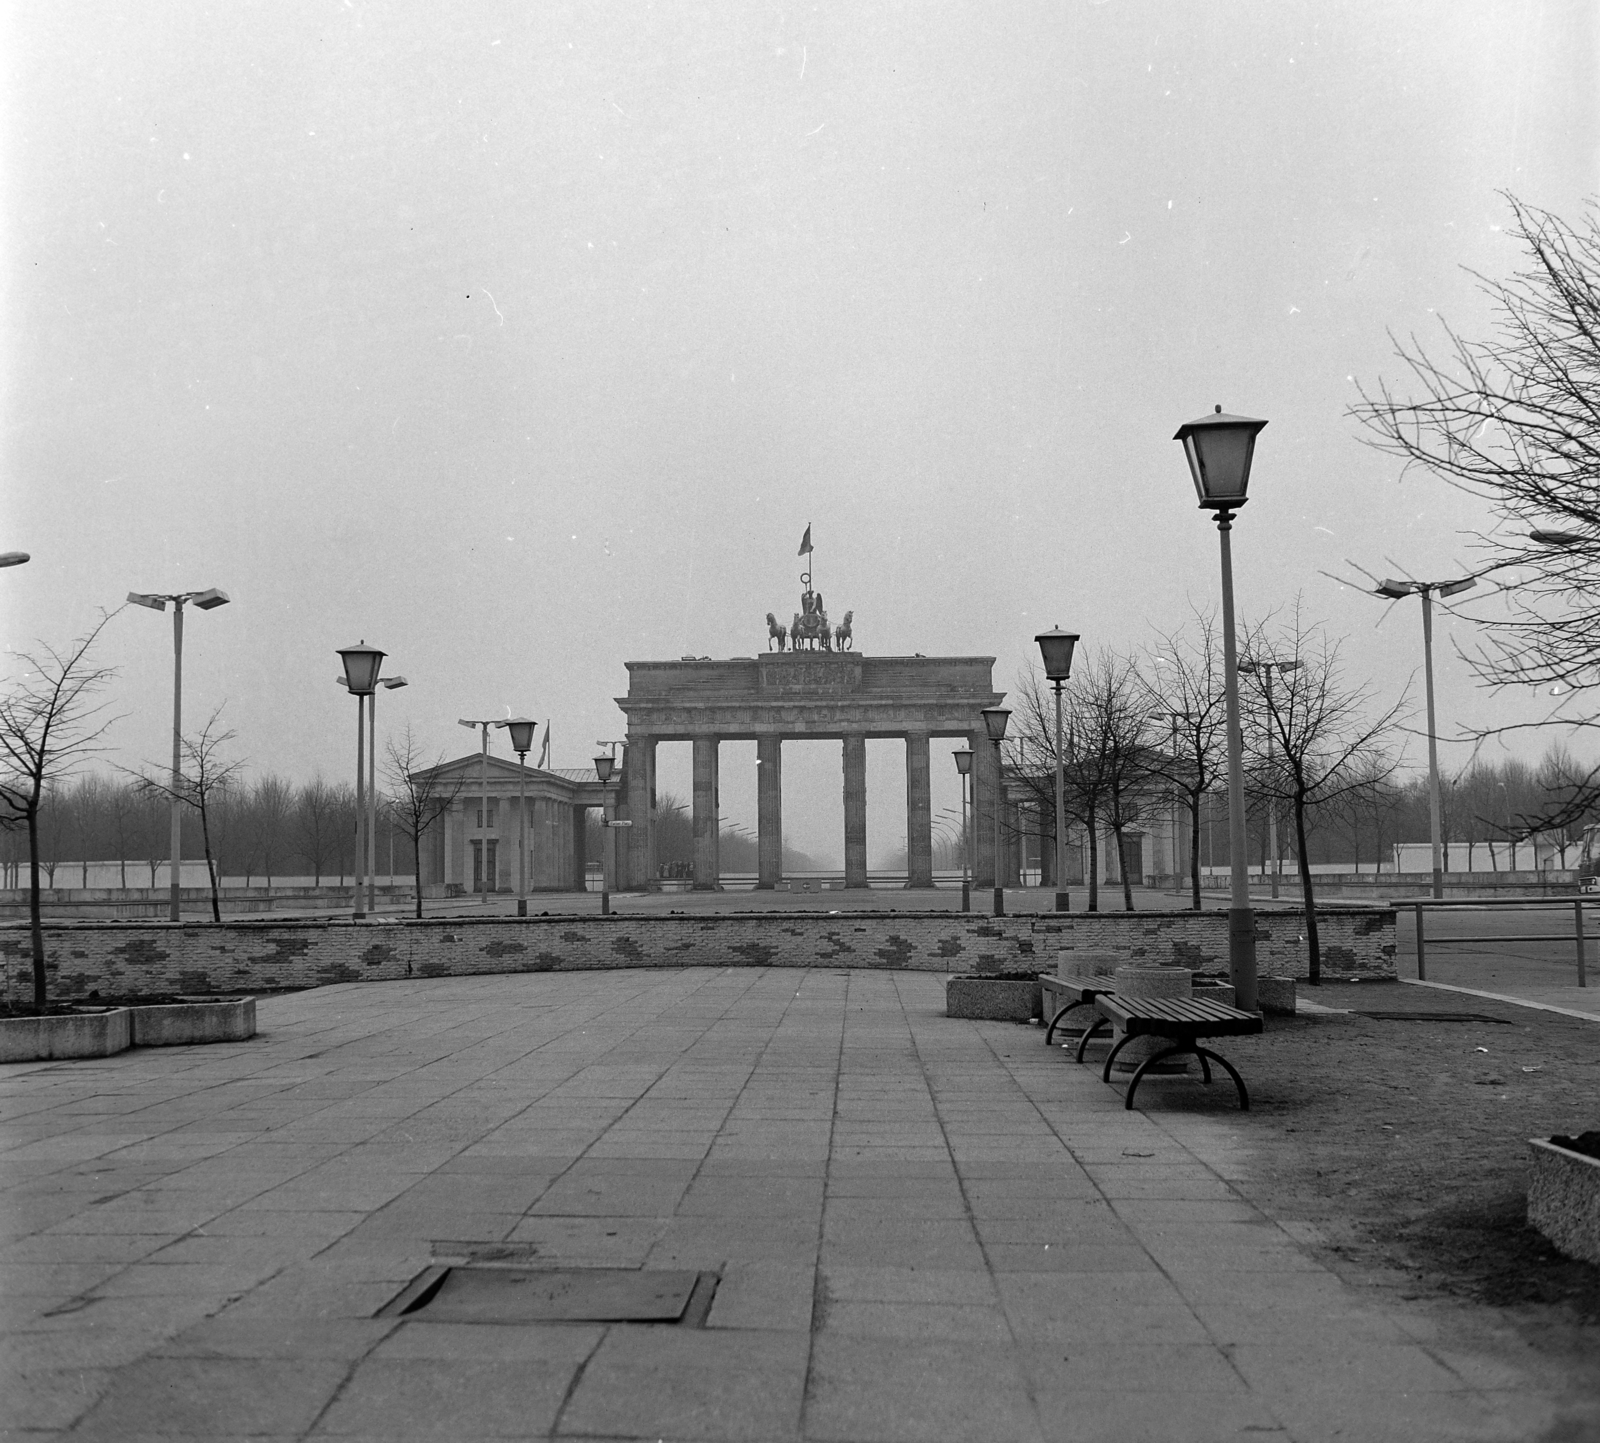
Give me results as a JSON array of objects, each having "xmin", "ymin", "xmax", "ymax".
[{"xmin": 1, "ymin": 908, "xmax": 1396, "ymax": 1000}]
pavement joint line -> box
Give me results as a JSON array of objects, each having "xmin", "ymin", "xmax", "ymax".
[{"xmin": 1399, "ymin": 977, "xmax": 1600, "ymax": 1023}]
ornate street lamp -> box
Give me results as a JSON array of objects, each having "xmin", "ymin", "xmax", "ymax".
[
  {"xmin": 1175, "ymin": 405, "xmax": 1267, "ymax": 1010},
  {"xmin": 1035, "ymin": 628, "xmax": 1079, "ymax": 913},
  {"xmin": 496, "ymin": 717, "xmax": 539, "ymax": 916},
  {"xmin": 981, "ymin": 706, "xmax": 1011, "ymax": 917},
  {"xmin": 130, "ymin": 587, "xmax": 231, "ymax": 920},
  {"xmin": 953, "ymin": 749, "xmax": 974, "ymax": 913},
  {"xmin": 594, "ymin": 752, "xmax": 616, "ymax": 916},
  {"xmin": 337, "ymin": 642, "xmax": 384, "ymax": 919}
]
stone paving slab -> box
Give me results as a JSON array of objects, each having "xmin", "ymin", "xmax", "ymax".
[{"xmin": 0, "ymin": 965, "xmax": 1592, "ymax": 1440}]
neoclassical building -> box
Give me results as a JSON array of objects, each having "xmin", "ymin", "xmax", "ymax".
[{"xmin": 410, "ymin": 758, "xmax": 612, "ymax": 894}]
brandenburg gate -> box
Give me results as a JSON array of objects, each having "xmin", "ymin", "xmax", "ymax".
[{"xmin": 614, "ymin": 649, "xmax": 1006, "ymax": 890}]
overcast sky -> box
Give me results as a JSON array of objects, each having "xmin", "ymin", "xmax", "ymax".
[{"xmin": 4, "ymin": 1, "xmax": 1596, "ymax": 865}]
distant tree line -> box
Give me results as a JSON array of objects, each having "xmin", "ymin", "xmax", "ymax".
[{"xmin": 0, "ymin": 771, "xmax": 377, "ymax": 890}]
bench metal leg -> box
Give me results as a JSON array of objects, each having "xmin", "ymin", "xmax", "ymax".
[
  {"xmin": 1121, "ymin": 1043, "xmax": 1249, "ymax": 1111},
  {"xmin": 1100, "ymin": 1031, "xmax": 1137, "ymax": 1081},
  {"xmin": 1045, "ymin": 1000, "xmax": 1094, "ymax": 1046},
  {"xmin": 1075, "ymin": 1018, "xmax": 1112, "ymax": 1065}
]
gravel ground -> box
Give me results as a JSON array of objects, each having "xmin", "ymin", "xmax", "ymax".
[{"xmin": 1179, "ymin": 980, "xmax": 1600, "ymax": 1321}]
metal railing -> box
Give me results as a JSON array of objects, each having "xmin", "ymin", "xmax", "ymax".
[{"xmin": 1408, "ymin": 896, "xmax": 1590, "ymax": 987}]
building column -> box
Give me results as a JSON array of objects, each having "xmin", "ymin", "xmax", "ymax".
[
  {"xmin": 572, "ymin": 804, "xmax": 588, "ymax": 892},
  {"xmin": 843, "ymin": 734, "xmax": 868, "ymax": 888},
  {"xmin": 692, "ymin": 734, "xmax": 721, "ymax": 890},
  {"xmin": 904, "ymin": 732, "xmax": 933, "ymax": 888},
  {"xmin": 625, "ymin": 734, "xmax": 657, "ymax": 891},
  {"xmin": 972, "ymin": 727, "xmax": 998, "ymax": 889},
  {"xmin": 1004, "ymin": 798, "xmax": 1023, "ymax": 887},
  {"xmin": 757, "ymin": 734, "xmax": 783, "ymax": 889}
]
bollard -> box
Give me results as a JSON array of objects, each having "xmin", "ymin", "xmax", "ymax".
[{"xmin": 1111, "ymin": 965, "xmax": 1192, "ymax": 1074}]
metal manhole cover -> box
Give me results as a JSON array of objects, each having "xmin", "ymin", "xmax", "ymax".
[
  {"xmin": 378, "ymin": 1267, "xmax": 714, "ymax": 1324},
  {"xmin": 1354, "ymin": 1010, "xmax": 1514, "ymax": 1024}
]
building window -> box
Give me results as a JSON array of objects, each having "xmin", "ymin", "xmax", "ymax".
[{"xmin": 475, "ymin": 804, "xmax": 498, "ymax": 828}]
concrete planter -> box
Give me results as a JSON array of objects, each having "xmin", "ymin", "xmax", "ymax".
[
  {"xmin": 1257, "ymin": 975, "xmax": 1296, "ymax": 1015},
  {"xmin": 1527, "ymin": 1138, "xmax": 1600, "ymax": 1266},
  {"xmin": 946, "ymin": 974, "xmax": 1043, "ymax": 1021},
  {"xmin": 129, "ymin": 997, "xmax": 255, "ymax": 1047},
  {"xmin": 0, "ymin": 1008, "xmax": 130, "ymax": 1063}
]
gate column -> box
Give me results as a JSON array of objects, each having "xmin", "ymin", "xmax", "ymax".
[
  {"xmin": 905, "ymin": 731, "xmax": 933, "ymax": 888},
  {"xmin": 843, "ymin": 734, "xmax": 868, "ymax": 888},
  {"xmin": 757, "ymin": 735, "xmax": 783, "ymax": 888},
  {"xmin": 692, "ymin": 734, "xmax": 721, "ymax": 890},
  {"xmin": 625, "ymin": 734, "xmax": 657, "ymax": 891}
]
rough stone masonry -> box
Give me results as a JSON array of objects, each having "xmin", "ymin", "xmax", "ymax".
[{"xmin": 0, "ymin": 908, "xmax": 1395, "ymax": 1000}]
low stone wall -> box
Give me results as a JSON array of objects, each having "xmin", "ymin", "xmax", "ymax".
[{"xmin": 0, "ymin": 907, "xmax": 1395, "ymax": 1001}]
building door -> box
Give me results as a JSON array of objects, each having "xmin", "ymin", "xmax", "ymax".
[{"xmin": 471, "ymin": 840, "xmax": 499, "ymax": 892}]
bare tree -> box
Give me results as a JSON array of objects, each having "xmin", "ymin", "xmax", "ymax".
[
  {"xmin": 0, "ymin": 617, "xmax": 119, "ymax": 1009},
  {"xmin": 131, "ymin": 708, "xmax": 245, "ymax": 923},
  {"xmin": 1242, "ymin": 605, "xmax": 1405, "ymax": 982},
  {"xmin": 384, "ymin": 727, "xmax": 463, "ymax": 918},
  {"xmin": 1144, "ymin": 609, "xmax": 1229, "ymax": 909},
  {"xmin": 1349, "ymin": 196, "xmax": 1600, "ymax": 734}
]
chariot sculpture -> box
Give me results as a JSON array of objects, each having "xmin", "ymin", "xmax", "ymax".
[{"xmin": 764, "ymin": 525, "xmax": 856, "ymax": 653}]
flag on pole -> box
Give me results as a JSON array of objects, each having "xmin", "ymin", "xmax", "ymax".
[
  {"xmin": 798, "ymin": 524, "xmax": 812, "ymax": 556},
  {"xmin": 538, "ymin": 723, "xmax": 550, "ymax": 769}
]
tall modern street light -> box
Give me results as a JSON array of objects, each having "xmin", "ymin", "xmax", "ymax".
[
  {"xmin": 1175, "ymin": 405, "xmax": 1268, "ymax": 1010},
  {"xmin": 1035, "ymin": 628, "xmax": 1079, "ymax": 913},
  {"xmin": 1235, "ymin": 658, "xmax": 1300, "ymax": 899},
  {"xmin": 337, "ymin": 642, "xmax": 385, "ymax": 920},
  {"xmin": 953, "ymin": 750, "xmax": 974, "ymax": 912},
  {"xmin": 1363, "ymin": 574, "xmax": 1476, "ymax": 899},
  {"xmin": 0, "ymin": 552, "xmax": 30, "ymax": 567},
  {"xmin": 496, "ymin": 718, "xmax": 538, "ymax": 916},
  {"xmin": 339, "ymin": 671, "xmax": 406, "ymax": 912},
  {"xmin": 458, "ymin": 719, "xmax": 496, "ymax": 904},
  {"xmin": 129, "ymin": 588, "xmax": 231, "ymax": 920},
  {"xmin": 981, "ymin": 707, "xmax": 1011, "ymax": 917}
]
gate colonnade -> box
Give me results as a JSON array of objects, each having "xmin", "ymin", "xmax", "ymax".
[{"xmin": 614, "ymin": 652, "xmax": 1004, "ymax": 891}]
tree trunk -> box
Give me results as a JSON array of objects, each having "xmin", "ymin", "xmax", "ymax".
[
  {"xmin": 28, "ymin": 802, "xmax": 46, "ymax": 1010},
  {"xmin": 1111, "ymin": 825, "xmax": 1135, "ymax": 911},
  {"xmin": 1294, "ymin": 796, "xmax": 1321, "ymax": 984},
  {"xmin": 1085, "ymin": 806, "xmax": 1099, "ymax": 912},
  {"xmin": 198, "ymin": 806, "xmax": 222, "ymax": 923},
  {"xmin": 414, "ymin": 833, "xmax": 425, "ymax": 919},
  {"xmin": 1188, "ymin": 793, "xmax": 1203, "ymax": 910}
]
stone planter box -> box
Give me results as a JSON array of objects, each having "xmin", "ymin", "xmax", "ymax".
[
  {"xmin": 1258, "ymin": 976, "xmax": 1296, "ymax": 1015},
  {"xmin": 1528, "ymin": 1138, "xmax": 1600, "ymax": 1266},
  {"xmin": 129, "ymin": 996, "xmax": 255, "ymax": 1047},
  {"xmin": 946, "ymin": 973, "xmax": 1043, "ymax": 1021},
  {"xmin": 0, "ymin": 1008, "xmax": 130, "ymax": 1063}
]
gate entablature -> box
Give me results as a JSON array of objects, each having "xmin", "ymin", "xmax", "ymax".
[{"xmin": 614, "ymin": 653, "xmax": 1004, "ymax": 892}]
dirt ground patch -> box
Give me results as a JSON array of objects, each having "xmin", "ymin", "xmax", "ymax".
[{"xmin": 1183, "ymin": 981, "xmax": 1600, "ymax": 1319}]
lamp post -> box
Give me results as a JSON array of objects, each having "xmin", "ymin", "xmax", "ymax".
[
  {"xmin": 594, "ymin": 754, "xmax": 616, "ymax": 915},
  {"xmin": 1235, "ymin": 659, "xmax": 1300, "ymax": 899},
  {"xmin": 336, "ymin": 668, "xmax": 406, "ymax": 912},
  {"xmin": 0, "ymin": 552, "xmax": 30, "ymax": 567},
  {"xmin": 981, "ymin": 707, "xmax": 1011, "ymax": 917},
  {"xmin": 1175, "ymin": 404, "xmax": 1268, "ymax": 1011},
  {"xmin": 1035, "ymin": 628, "xmax": 1079, "ymax": 913},
  {"xmin": 457, "ymin": 719, "xmax": 497, "ymax": 904},
  {"xmin": 336, "ymin": 642, "xmax": 385, "ymax": 919},
  {"xmin": 494, "ymin": 718, "xmax": 539, "ymax": 916},
  {"xmin": 130, "ymin": 588, "xmax": 230, "ymax": 920},
  {"xmin": 953, "ymin": 750, "xmax": 974, "ymax": 912},
  {"xmin": 1364, "ymin": 574, "xmax": 1477, "ymax": 900}
]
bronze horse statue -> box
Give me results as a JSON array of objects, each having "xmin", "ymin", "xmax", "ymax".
[
  {"xmin": 834, "ymin": 611, "xmax": 853, "ymax": 650},
  {"xmin": 766, "ymin": 613, "xmax": 787, "ymax": 651}
]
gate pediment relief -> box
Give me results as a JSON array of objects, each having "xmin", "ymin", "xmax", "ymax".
[{"xmin": 757, "ymin": 652, "xmax": 862, "ymax": 696}]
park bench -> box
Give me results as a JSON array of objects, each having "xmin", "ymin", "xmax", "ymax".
[
  {"xmin": 1074, "ymin": 994, "xmax": 1263, "ymax": 1111},
  {"xmin": 1039, "ymin": 976, "xmax": 1114, "ymax": 1046}
]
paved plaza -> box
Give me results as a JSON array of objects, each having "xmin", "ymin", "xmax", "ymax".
[{"xmin": 1, "ymin": 967, "xmax": 1588, "ymax": 1441}]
